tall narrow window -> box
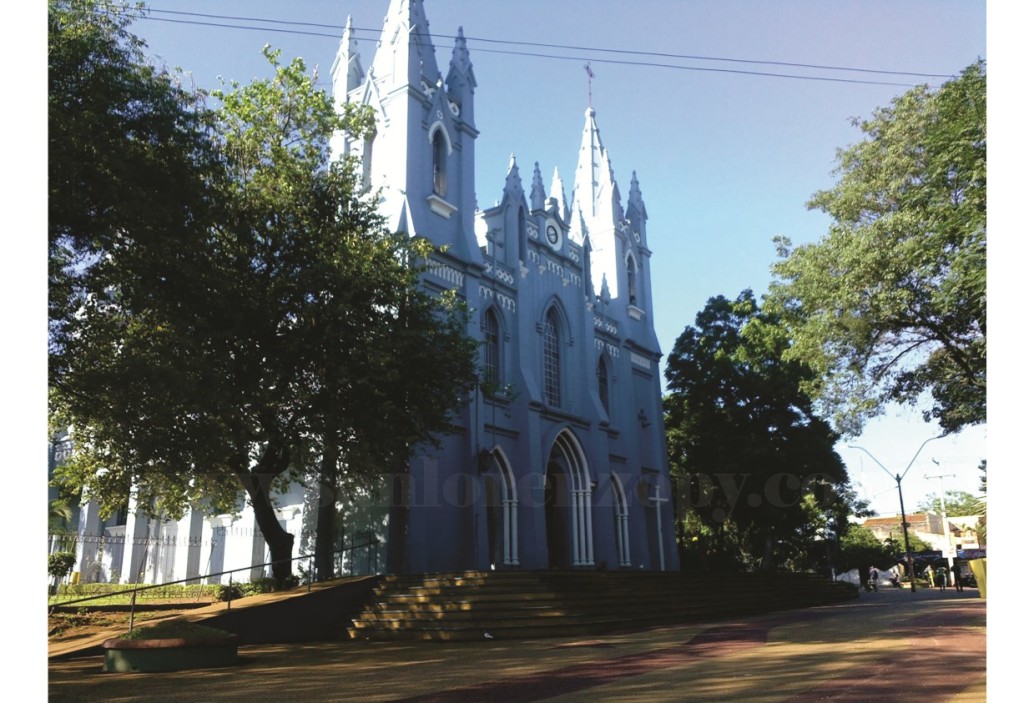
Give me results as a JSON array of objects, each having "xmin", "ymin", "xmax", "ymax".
[
  {"xmin": 627, "ymin": 255, "xmax": 638, "ymax": 306},
  {"xmin": 517, "ymin": 207, "xmax": 526, "ymax": 259},
  {"xmin": 432, "ymin": 129, "xmax": 447, "ymax": 197},
  {"xmin": 597, "ymin": 356, "xmax": 610, "ymax": 413},
  {"xmin": 543, "ymin": 310, "xmax": 561, "ymax": 407},
  {"xmin": 483, "ymin": 309, "xmax": 500, "ymax": 387}
]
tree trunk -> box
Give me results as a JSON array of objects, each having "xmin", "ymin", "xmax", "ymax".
[
  {"xmin": 387, "ymin": 471, "xmax": 410, "ymax": 574},
  {"xmin": 314, "ymin": 450, "xmax": 338, "ymax": 580},
  {"xmin": 236, "ymin": 442, "xmax": 295, "ymax": 585}
]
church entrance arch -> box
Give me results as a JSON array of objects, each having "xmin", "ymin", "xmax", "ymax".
[
  {"xmin": 544, "ymin": 430, "xmax": 594, "ymax": 568},
  {"xmin": 483, "ymin": 448, "xmax": 519, "ymax": 568}
]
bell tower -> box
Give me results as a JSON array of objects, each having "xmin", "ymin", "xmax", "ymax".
[{"xmin": 332, "ymin": 0, "xmax": 480, "ymax": 263}]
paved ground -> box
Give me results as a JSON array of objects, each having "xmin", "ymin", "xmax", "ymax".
[{"xmin": 48, "ymin": 586, "xmax": 985, "ymax": 702}]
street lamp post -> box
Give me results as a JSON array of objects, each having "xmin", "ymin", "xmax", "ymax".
[{"xmin": 847, "ymin": 434, "xmax": 947, "ymax": 593}]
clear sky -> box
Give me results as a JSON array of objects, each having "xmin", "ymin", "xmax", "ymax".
[{"xmin": 121, "ymin": 0, "xmax": 990, "ymax": 516}]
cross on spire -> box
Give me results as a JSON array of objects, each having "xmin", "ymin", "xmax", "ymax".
[{"xmin": 584, "ymin": 63, "xmax": 594, "ymax": 107}]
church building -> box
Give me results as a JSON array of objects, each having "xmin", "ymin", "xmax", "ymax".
[
  {"xmin": 58, "ymin": 0, "xmax": 680, "ymax": 585},
  {"xmin": 332, "ymin": 0, "xmax": 679, "ymax": 573}
]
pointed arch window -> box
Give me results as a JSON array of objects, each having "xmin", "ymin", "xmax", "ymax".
[
  {"xmin": 543, "ymin": 309, "xmax": 561, "ymax": 407},
  {"xmin": 626, "ymin": 255, "xmax": 638, "ymax": 306},
  {"xmin": 597, "ymin": 356, "xmax": 610, "ymax": 413},
  {"xmin": 483, "ymin": 308, "xmax": 501, "ymax": 388},
  {"xmin": 432, "ymin": 129, "xmax": 448, "ymax": 197}
]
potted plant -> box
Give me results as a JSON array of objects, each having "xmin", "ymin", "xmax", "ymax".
[{"xmin": 102, "ymin": 621, "xmax": 239, "ymax": 673}]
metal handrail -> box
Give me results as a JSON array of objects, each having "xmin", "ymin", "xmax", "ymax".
[{"xmin": 47, "ymin": 537, "xmax": 380, "ymax": 611}]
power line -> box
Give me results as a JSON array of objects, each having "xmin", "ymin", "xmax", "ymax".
[{"xmin": 129, "ymin": 7, "xmax": 951, "ymax": 88}]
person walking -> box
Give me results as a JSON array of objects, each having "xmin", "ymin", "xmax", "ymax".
[
  {"xmin": 924, "ymin": 563, "xmax": 935, "ymax": 587},
  {"xmin": 936, "ymin": 564, "xmax": 947, "ymax": 592},
  {"xmin": 951, "ymin": 562, "xmax": 965, "ymax": 592}
]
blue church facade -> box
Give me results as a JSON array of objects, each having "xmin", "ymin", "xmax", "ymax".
[
  {"xmin": 333, "ymin": 0, "xmax": 680, "ymax": 574},
  {"xmin": 54, "ymin": 0, "xmax": 681, "ymax": 586}
]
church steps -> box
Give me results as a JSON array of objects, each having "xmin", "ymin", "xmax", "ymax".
[{"xmin": 345, "ymin": 570, "xmax": 857, "ymax": 641}]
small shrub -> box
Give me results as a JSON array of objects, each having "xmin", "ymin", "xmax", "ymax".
[
  {"xmin": 118, "ymin": 621, "xmax": 232, "ymax": 641},
  {"xmin": 214, "ymin": 583, "xmax": 244, "ymax": 601},
  {"xmin": 48, "ymin": 552, "xmax": 77, "ymax": 582},
  {"xmin": 240, "ymin": 577, "xmax": 277, "ymax": 596}
]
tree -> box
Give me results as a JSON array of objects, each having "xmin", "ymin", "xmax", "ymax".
[
  {"xmin": 665, "ymin": 290, "xmax": 849, "ymax": 572},
  {"xmin": 769, "ymin": 61, "xmax": 986, "ymax": 436},
  {"xmin": 916, "ymin": 489, "xmax": 983, "ymax": 517},
  {"xmin": 50, "ymin": 5, "xmax": 478, "ymax": 583},
  {"xmin": 49, "ymin": 0, "xmax": 216, "ymax": 352}
]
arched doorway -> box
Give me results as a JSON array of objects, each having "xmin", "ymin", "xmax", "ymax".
[
  {"xmin": 483, "ymin": 448, "xmax": 519, "ymax": 568},
  {"xmin": 544, "ymin": 430, "xmax": 594, "ymax": 568}
]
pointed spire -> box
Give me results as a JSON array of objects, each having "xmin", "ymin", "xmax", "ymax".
[
  {"xmin": 550, "ymin": 167, "xmax": 568, "ymax": 221},
  {"xmin": 371, "ymin": 0, "xmax": 441, "ymax": 89},
  {"xmin": 566, "ymin": 194, "xmax": 587, "ymax": 245},
  {"xmin": 628, "ymin": 170, "xmax": 648, "ymax": 221},
  {"xmin": 600, "ymin": 274, "xmax": 611, "ymax": 303},
  {"xmin": 449, "ymin": 26, "xmax": 474, "ymax": 76},
  {"xmin": 445, "ymin": 26, "xmax": 476, "ymax": 126},
  {"xmin": 571, "ymin": 107, "xmax": 616, "ymax": 222},
  {"xmin": 530, "ymin": 161, "xmax": 547, "ymax": 211},
  {"xmin": 331, "ymin": 15, "xmax": 364, "ymax": 97},
  {"xmin": 504, "ymin": 153, "xmax": 522, "ymax": 193}
]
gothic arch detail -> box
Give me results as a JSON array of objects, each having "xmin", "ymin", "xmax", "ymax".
[
  {"xmin": 545, "ymin": 429, "xmax": 594, "ymax": 567},
  {"xmin": 428, "ymin": 122, "xmax": 453, "ymax": 197}
]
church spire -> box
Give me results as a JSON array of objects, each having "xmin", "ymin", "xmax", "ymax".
[
  {"xmin": 530, "ymin": 161, "xmax": 546, "ymax": 211},
  {"xmin": 550, "ymin": 167, "xmax": 568, "ymax": 221},
  {"xmin": 571, "ymin": 107, "xmax": 615, "ymax": 222},
  {"xmin": 331, "ymin": 15, "xmax": 364, "ymax": 98},
  {"xmin": 504, "ymin": 154, "xmax": 523, "ymax": 194},
  {"xmin": 445, "ymin": 26, "xmax": 476, "ymax": 126},
  {"xmin": 371, "ymin": 0, "xmax": 441, "ymax": 90},
  {"xmin": 628, "ymin": 170, "xmax": 648, "ymax": 221}
]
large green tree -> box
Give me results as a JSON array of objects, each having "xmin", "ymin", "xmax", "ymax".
[
  {"xmin": 665, "ymin": 290, "xmax": 849, "ymax": 572},
  {"xmin": 49, "ymin": 4, "xmax": 478, "ymax": 582},
  {"xmin": 769, "ymin": 61, "xmax": 986, "ymax": 436},
  {"xmin": 49, "ymin": 0, "xmax": 216, "ymax": 352}
]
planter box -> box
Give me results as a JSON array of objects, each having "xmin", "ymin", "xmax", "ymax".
[{"xmin": 102, "ymin": 634, "xmax": 239, "ymax": 673}]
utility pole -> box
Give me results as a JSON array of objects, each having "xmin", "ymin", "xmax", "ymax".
[
  {"xmin": 847, "ymin": 434, "xmax": 947, "ymax": 593},
  {"xmin": 925, "ymin": 460, "xmax": 956, "ymax": 573}
]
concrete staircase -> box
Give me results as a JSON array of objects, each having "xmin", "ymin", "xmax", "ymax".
[{"xmin": 346, "ymin": 570, "xmax": 858, "ymax": 641}]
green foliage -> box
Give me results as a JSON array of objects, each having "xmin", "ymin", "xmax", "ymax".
[
  {"xmin": 915, "ymin": 489, "xmax": 983, "ymax": 517},
  {"xmin": 48, "ymin": 498, "xmax": 75, "ymax": 534},
  {"xmin": 48, "ymin": 552, "xmax": 77, "ymax": 581},
  {"xmin": 836, "ymin": 524, "xmax": 897, "ymax": 572},
  {"xmin": 769, "ymin": 61, "xmax": 986, "ymax": 435},
  {"xmin": 49, "ymin": 4, "xmax": 478, "ymax": 583},
  {"xmin": 214, "ymin": 584, "xmax": 245, "ymax": 602},
  {"xmin": 665, "ymin": 290, "xmax": 849, "ymax": 572},
  {"xmin": 56, "ymin": 583, "xmax": 221, "ymax": 600},
  {"xmin": 48, "ymin": 0, "xmax": 217, "ymax": 360},
  {"xmin": 118, "ymin": 621, "xmax": 232, "ymax": 641}
]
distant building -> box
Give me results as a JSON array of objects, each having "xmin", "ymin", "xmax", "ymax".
[
  {"xmin": 53, "ymin": 0, "xmax": 680, "ymax": 584},
  {"xmin": 861, "ymin": 512, "xmax": 984, "ymax": 556}
]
